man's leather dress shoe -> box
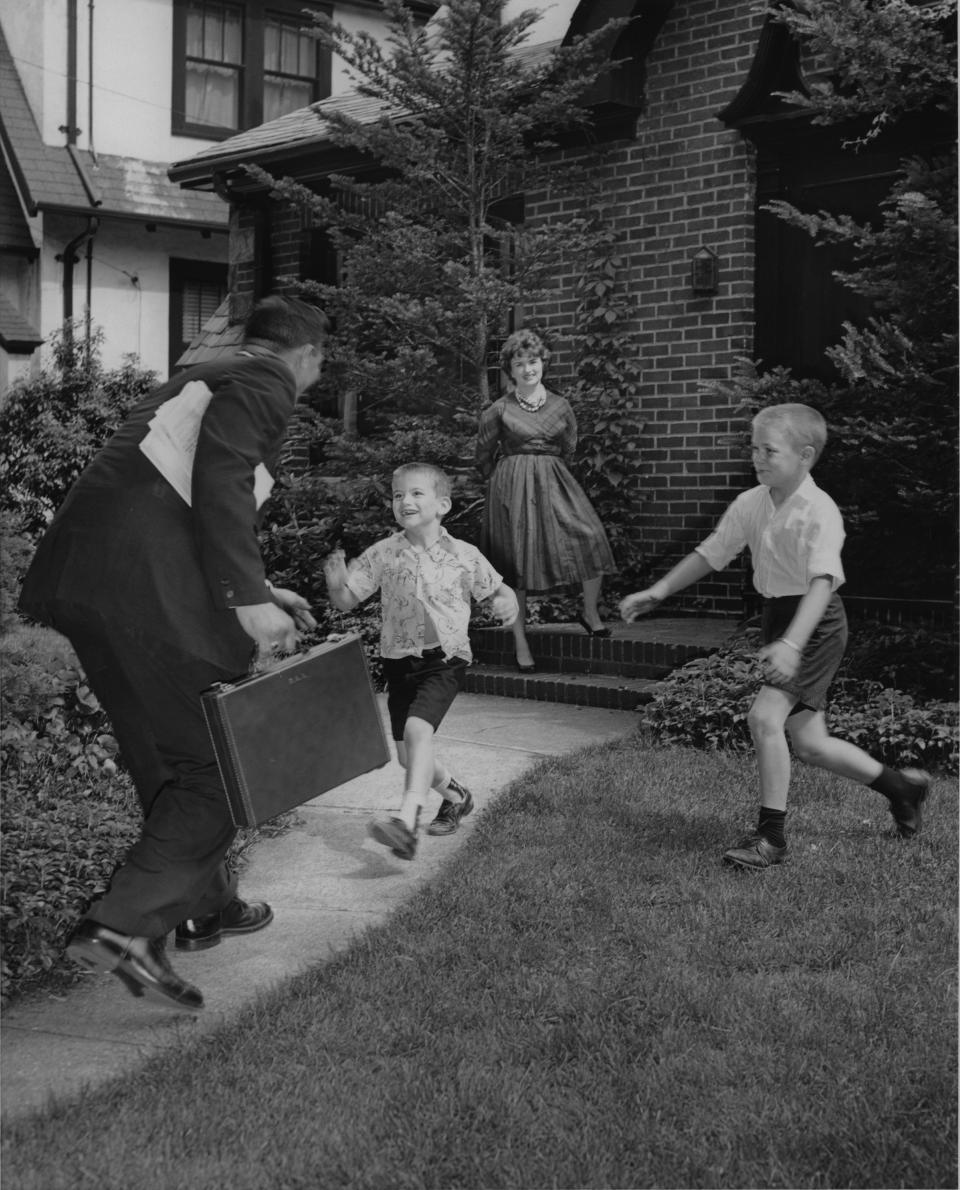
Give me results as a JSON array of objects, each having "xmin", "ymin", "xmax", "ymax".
[
  {"xmin": 66, "ymin": 919, "xmax": 203, "ymax": 1011},
  {"xmin": 175, "ymin": 898, "xmax": 274, "ymax": 951}
]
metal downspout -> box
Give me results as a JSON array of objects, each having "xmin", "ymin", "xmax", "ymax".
[{"xmin": 61, "ymin": 0, "xmax": 101, "ymax": 358}]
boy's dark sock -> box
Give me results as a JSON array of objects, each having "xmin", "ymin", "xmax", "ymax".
[
  {"xmin": 868, "ymin": 765, "xmax": 913, "ymax": 801},
  {"xmin": 757, "ymin": 807, "xmax": 787, "ymax": 849}
]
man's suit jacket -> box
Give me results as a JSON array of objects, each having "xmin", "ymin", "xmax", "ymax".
[{"xmin": 19, "ymin": 350, "xmax": 298, "ymax": 673}]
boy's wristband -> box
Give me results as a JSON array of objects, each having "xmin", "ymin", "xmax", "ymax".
[{"xmin": 779, "ymin": 637, "xmax": 802, "ymax": 654}]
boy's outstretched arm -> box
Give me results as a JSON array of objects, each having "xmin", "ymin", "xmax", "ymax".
[
  {"xmin": 323, "ymin": 548, "xmax": 360, "ymax": 613},
  {"xmin": 619, "ymin": 552, "xmax": 716, "ymax": 621},
  {"xmin": 489, "ymin": 583, "xmax": 519, "ymax": 627}
]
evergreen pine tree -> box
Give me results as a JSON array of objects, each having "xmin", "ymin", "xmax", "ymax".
[{"xmin": 253, "ymin": 0, "xmax": 626, "ymax": 416}]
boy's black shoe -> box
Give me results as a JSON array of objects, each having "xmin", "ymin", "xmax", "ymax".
[
  {"xmin": 427, "ymin": 782, "xmax": 474, "ymax": 836},
  {"xmin": 888, "ymin": 769, "xmax": 930, "ymax": 838},
  {"xmin": 722, "ymin": 833, "xmax": 787, "ymax": 870},
  {"xmin": 369, "ymin": 815, "xmax": 418, "ymax": 860}
]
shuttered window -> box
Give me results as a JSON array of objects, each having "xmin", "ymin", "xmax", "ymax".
[
  {"xmin": 169, "ymin": 259, "xmax": 228, "ymax": 375},
  {"xmin": 181, "ymin": 277, "xmax": 227, "ymax": 342}
]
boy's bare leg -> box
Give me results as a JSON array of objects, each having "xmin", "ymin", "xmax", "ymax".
[
  {"xmin": 395, "ymin": 716, "xmax": 436, "ymax": 831},
  {"xmin": 787, "ymin": 708, "xmax": 929, "ymax": 837},
  {"xmin": 723, "ymin": 685, "xmax": 795, "ymax": 868},
  {"xmin": 747, "ymin": 685, "xmax": 796, "ymax": 811},
  {"xmin": 786, "ymin": 709, "xmax": 882, "ymax": 782},
  {"xmin": 395, "ymin": 743, "xmax": 464, "ymax": 805}
]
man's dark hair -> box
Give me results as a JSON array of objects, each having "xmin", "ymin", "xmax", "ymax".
[{"xmin": 243, "ymin": 295, "xmax": 330, "ymax": 349}]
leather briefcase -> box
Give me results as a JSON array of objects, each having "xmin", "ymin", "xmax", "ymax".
[{"xmin": 201, "ymin": 635, "xmax": 390, "ymax": 828}]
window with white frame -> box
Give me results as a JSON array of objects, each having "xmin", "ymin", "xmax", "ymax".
[{"xmin": 172, "ymin": 0, "xmax": 330, "ymax": 138}]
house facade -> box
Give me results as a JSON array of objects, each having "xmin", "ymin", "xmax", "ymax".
[
  {"xmin": 0, "ymin": 0, "xmax": 426, "ymax": 391},
  {"xmin": 167, "ymin": 0, "xmax": 952, "ymax": 612}
]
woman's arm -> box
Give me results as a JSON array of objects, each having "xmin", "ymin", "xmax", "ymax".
[
  {"xmin": 560, "ymin": 397, "xmax": 577, "ymax": 459},
  {"xmin": 475, "ymin": 402, "xmax": 502, "ymax": 480}
]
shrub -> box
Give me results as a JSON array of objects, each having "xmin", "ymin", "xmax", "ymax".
[
  {"xmin": 840, "ymin": 619, "xmax": 958, "ymax": 702},
  {"xmin": 0, "ymin": 324, "xmax": 155, "ymax": 538},
  {"xmin": 1, "ymin": 621, "xmax": 120, "ymax": 777},
  {"xmin": 0, "ymin": 512, "xmax": 35, "ymax": 633},
  {"xmin": 0, "ymin": 766, "xmax": 140, "ymax": 1000},
  {"xmin": 643, "ymin": 631, "xmax": 959, "ymax": 775}
]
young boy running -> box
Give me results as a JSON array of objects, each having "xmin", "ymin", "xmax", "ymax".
[
  {"xmin": 620, "ymin": 403, "xmax": 930, "ymax": 870},
  {"xmin": 323, "ymin": 462, "xmax": 518, "ymax": 860}
]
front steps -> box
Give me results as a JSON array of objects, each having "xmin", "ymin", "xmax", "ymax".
[{"xmin": 466, "ymin": 616, "xmax": 738, "ymax": 711}]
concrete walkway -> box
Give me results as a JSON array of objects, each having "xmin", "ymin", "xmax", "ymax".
[{"xmin": 0, "ymin": 693, "xmax": 639, "ymax": 1122}]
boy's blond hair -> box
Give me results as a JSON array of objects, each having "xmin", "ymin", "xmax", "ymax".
[
  {"xmin": 392, "ymin": 462, "xmax": 452, "ymax": 501},
  {"xmin": 752, "ymin": 403, "xmax": 828, "ymax": 463}
]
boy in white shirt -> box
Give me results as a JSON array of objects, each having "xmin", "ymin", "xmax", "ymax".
[
  {"xmin": 620, "ymin": 403, "xmax": 929, "ymax": 870},
  {"xmin": 324, "ymin": 462, "xmax": 518, "ymax": 860}
]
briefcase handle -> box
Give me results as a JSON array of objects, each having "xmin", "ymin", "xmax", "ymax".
[{"xmin": 249, "ymin": 633, "xmax": 358, "ymax": 677}]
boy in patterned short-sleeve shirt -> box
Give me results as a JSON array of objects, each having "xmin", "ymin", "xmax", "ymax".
[{"xmin": 324, "ymin": 462, "xmax": 518, "ymax": 860}]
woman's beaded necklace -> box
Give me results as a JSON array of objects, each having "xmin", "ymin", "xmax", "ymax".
[{"xmin": 514, "ymin": 384, "xmax": 547, "ymax": 413}]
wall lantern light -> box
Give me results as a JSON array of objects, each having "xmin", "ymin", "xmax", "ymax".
[{"xmin": 691, "ymin": 246, "xmax": 719, "ymax": 295}]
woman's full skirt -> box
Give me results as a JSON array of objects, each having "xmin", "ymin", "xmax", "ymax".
[{"xmin": 481, "ymin": 453, "xmax": 616, "ymax": 593}]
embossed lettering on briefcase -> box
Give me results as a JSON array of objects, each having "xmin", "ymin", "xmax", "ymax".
[{"xmin": 201, "ymin": 635, "xmax": 390, "ymax": 828}]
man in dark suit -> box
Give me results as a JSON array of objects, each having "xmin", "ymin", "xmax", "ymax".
[{"xmin": 18, "ymin": 294, "xmax": 330, "ymax": 1012}]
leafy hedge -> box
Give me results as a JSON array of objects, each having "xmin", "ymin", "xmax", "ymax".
[
  {"xmin": 0, "ymin": 327, "xmax": 154, "ymax": 537},
  {"xmin": 644, "ymin": 630, "xmax": 959, "ymax": 774},
  {"xmin": 1, "ymin": 767, "xmax": 140, "ymax": 998}
]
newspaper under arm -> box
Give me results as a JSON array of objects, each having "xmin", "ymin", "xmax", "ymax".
[{"xmin": 138, "ymin": 379, "xmax": 274, "ymax": 509}]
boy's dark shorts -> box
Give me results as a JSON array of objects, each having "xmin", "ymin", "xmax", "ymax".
[
  {"xmin": 762, "ymin": 593, "xmax": 848, "ymax": 714},
  {"xmin": 382, "ymin": 648, "xmax": 468, "ymax": 741}
]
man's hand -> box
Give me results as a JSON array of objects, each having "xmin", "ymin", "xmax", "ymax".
[
  {"xmin": 235, "ymin": 602, "xmax": 299, "ymax": 658},
  {"xmin": 619, "ymin": 589, "xmax": 662, "ymax": 622},
  {"xmin": 269, "ymin": 585, "xmax": 317, "ymax": 632}
]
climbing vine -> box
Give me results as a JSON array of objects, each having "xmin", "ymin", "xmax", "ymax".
[{"xmin": 568, "ymin": 225, "xmax": 646, "ymax": 583}]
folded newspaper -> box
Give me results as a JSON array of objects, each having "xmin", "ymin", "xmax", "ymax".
[{"xmin": 139, "ymin": 379, "xmax": 273, "ymax": 508}]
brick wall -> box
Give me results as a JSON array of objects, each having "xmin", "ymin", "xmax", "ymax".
[{"xmin": 524, "ymin": 0, "xmax": 765, "ymax": 614}]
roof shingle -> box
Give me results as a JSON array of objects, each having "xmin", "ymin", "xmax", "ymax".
[{"xmin": 0, "ymin": 25, "xmax": 226, "ymax": 228}]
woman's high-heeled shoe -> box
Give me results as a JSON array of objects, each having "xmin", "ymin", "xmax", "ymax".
[
  {"xmin": 576, "ymin": 614, "xmax": 611, "ymax": 639},
  {"xmin": 514, "ymin": 655, "xmax": 537, "ymax": 673}
]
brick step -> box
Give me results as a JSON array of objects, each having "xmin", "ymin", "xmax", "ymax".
[
  {"xmin": 470, "ymin": 618, "xmax": 735, "ymax": 681},
  {"xmin": 463, "ymin": 664, "xmax": 660, "ymax": 711}
]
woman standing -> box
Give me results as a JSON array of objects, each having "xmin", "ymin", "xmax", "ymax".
[{"xmin": 476, "ymin": 329, "xmax": 616, "ymax": 671}]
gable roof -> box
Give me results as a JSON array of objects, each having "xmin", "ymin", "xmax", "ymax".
[
  {"xmin": 169, "ymin": 38, "xmax": 562, "ymax": 191},
  {"xmin": 169, "ymin": 0, "xmax": 680, "ymax": 192},
  {"xmin": 0, "ymin": 144, "xmax": 37, "ymax": 255},
  {"xmin": 0, "ymin": 24, "xmax": 226, "ymax": 230},
  {"xmin": 175, "ymin": 297, "xmax": 245, "ymax": 367}
]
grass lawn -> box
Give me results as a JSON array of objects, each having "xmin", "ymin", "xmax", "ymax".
[{"xmin": 1, "ymin": 737, "xmax": 956, "ymax": 1190}]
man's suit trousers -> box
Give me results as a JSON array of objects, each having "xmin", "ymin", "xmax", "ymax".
[{"xmin": 50, "ymin": 604, "xmax": 250, "ymax": 939}]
